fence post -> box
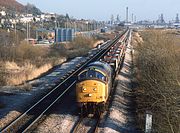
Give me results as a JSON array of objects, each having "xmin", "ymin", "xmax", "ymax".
[{"xmin": 145, "ymin": 111, "xmax": 153, "ymax": 133}]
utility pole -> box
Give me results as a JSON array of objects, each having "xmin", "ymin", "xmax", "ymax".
[
  {"xmin": 26, "ymin": 9, "xmax": 28, "ymax": 43},
  {"xmin": 27, "ymin": 21, "xmax": 30, "ymax": 39},
  {"xmin": 14, "ymin": 7, "xmax": 17, "ymax": 45},
  {"xmin": 54, "ymin": 14, "xmax": 57, "ymax": 29},
  {"xmin": 28, "ymin": 22, "xmax": 31, "ymax": 38},
  {"xmin": 14, "ymin": 22, "xmax": 16, "ymax": 36},
  {"xmin": 26, "ymin": 21, "xmax": 30, "ymax": 42},
  {"xmin": 14, "ymin": 21, "xmax": 17, "ymax": 45}
]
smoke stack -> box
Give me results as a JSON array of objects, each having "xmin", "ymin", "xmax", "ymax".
[
  {"xmin": 126, "ymin": 7, "xmax": 128, "ymax": 23},
  {"xmin": 132, "ymin": 13, "xmax": 134, "ymax": 23},
  {"xmin": 176, "ymin": 13, "xmax": 179, "ymax": 23}
]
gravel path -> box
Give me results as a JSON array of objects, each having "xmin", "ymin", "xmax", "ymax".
[
  {"xmin": 71, "ymin": 117, "xmax": 98, "ymax": 133},
  {"xmin": 0, "ymin": 85, "xmax": 50, "ymax": 129},
  {"xmin": 33, "ymin": 88, "xmax": 79, "ymax": 133}
]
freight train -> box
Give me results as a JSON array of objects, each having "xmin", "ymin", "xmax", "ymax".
[{"xmin": 76, "ymin": 32, "xmax": 129, "ymax": 115}]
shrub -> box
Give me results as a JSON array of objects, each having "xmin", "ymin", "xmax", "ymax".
[
  {"xmin": 135, "ymin": 30, "xmax": 180, "ymax": 133},
  {"xmin": 0, "ymin": 62, "xmax": 6, "ymax": 86},
  {"xmin": 48, "ymin": 43, "xmax": 67, "ymax": 58},
  {"xmin": 0, "ymin": 35, "xmax": 99, "ymax": 86},
  {"xmin": 71, "ymin": 36, "xmax": 94, "ymax": 49},
  {"xmin": 15, "ymin": 41, "xmax": 47, "ymax": 64}
]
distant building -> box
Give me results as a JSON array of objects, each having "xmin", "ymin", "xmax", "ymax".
[
  {"xmin": 157, "ymin": 14, "xmax": 166, "ymax": 25},
  {"xmin": 33, "ymin": 17, "xmax": 41, "ymax": 22},
  {"xmin": 175, "ymin": 14, "xmax": 179, "ymax": 23},
  {"xmin": 27, "ymin": 14, "xmax": 33, "ymax": 17},
  {"xmin": 41, "ymin": 13, "xmax": 55, "ymax": 21},
  {"xmin": 20, "ymin": 16, "xmax": 33, "ymax": 23},
  {"xmin": 36, "ymin": 28, "xmax": 55, "ymax": 43},
  {"xmin": 40, "ymin": 14, "xmax": 45, "ymax": 19},
  {"xmin": 1, "ymin": 18, "xmax": 5, "ymax": 24},
  {"xmin": 0, "ymin": 10, "xmax": 6, "ymax": 16}
]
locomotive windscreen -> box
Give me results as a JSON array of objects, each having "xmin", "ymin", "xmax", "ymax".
[{"xmin": 78, "ymin": 69, "xmax": 107, "ymax": 82}]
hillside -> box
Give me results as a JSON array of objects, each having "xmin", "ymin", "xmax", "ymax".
[
  {"xmin": 0, "ymin": 0, "xmax": 24, "ymax": 11},
  {"xmin": 0, "ymin": 0, "xmax": 41, "ymax": 15},
  {"xmin": 24, "ymin": 3, "xmax": 42, "ymax": 15}
]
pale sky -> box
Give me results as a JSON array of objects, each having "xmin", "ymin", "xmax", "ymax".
[{"xmin": 17, "ymin": 0, "xmax": 180, "ymax": 21}]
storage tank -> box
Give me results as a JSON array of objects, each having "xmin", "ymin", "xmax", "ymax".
[{"xmin": 55, "ymin": 28, "xmax": 75, "ymax": 43}]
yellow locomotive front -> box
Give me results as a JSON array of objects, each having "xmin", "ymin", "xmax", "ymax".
[
  {"xmin": 76, "ymin": 70, "xmax": 108, "ymax": 103},
  {"xmin": 76, "ymin": 61, "xmax": 112, "ymax": 115}
]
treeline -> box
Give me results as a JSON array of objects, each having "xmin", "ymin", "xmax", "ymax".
[{"xmin": 134, "ymin": 30, "xmax": 180, "ymax": 133}]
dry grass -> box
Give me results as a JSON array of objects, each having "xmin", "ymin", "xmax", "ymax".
[
  {"xmin": 50, "ymin": 35, "xmax": 98, "ymax": 59},
  {"xmin": 70, "ymin": 35, "xmax": 97, "ymax": 48},
  {"xmin": 5, "ymin": 62, "xmax": 52, "ymax": 85},
  {"xmin": 133, "ymin": 30, "xmax": 180, "ymax": 133},
  {"xmin": 3, "ymin": 57, "xmax": 65, "ymax": 86},
  {"xmin": 0, "ymin": 35, "xmax": 100, "ymax": 86},
  {"xmin": 0, "ymin": 111, "xmax": 21, "ymax": 129},
  {"xmin": 0, "ymin": 41, "xmax": 66, "ymax": 86}
]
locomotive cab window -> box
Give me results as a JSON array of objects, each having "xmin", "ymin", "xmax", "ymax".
[
  {"xmin": 79, "ymin": 71, "xmax": 86, "ymax": 80},
  {"xmin": 96, "ymin": 71, "xmax": 107, "ymax": 82},
  {"xmin": 78, "ymin": 69, "xmax": 107, "ymax": 82},
  {"xmin": 87, "ymin": 70, "xmax": 96, "ymax": 78}
]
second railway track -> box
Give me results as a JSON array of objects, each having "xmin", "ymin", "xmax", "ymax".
[
  {"xmin": 0, "ymin": 29, "xmax": 130, "ymax": 133},
  {"xmin": 71, "ymin": 114, "xmax": 102, "ymax": 133}
]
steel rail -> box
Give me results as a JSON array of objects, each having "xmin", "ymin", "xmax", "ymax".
[
  {"xmin": 71, "ymin": 113, "xmax": 102, "ymax": 133},
  {"xmin": 1, "ymin": 29, "xmax": 129, "ymax": 133},
  {"xmin": 22, "ymin": 81, "xmax": 76, "ymax": 133},
  {"xmin": 71, "ymin": 117, "xmax": 84, "ymax": 133}
]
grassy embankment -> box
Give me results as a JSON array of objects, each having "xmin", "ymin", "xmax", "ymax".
[
  {"xmin": 133, "ymin": 30, "xmax": 180, "ymax": 133},
  {"xmin": 0, "ymin": 35, "xmax": 98, "ymax": 86}
]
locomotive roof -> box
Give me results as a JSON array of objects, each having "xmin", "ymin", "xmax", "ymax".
[{"xmin": 87, "ymin": 61, "xmax": 112, "ymax": 75}]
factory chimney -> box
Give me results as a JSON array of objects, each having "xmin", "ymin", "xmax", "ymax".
[
  {"xmin": 132, "ymin": 13, "xmax": 134, "ymax": 23},
  {"xmin": 126, "ymin": 7, "xmax": 129, "ymax": 23},
  {"xmin": 175, "ymin": 13, "xmax": 179, "ymax": 23}
]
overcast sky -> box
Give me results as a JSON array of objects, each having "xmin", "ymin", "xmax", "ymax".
[{"xmin": 17, "ymin": 0, "xmax": 180, "ymax": 21}]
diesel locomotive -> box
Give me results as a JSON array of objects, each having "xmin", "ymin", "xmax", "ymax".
[
  {"xmin": 76, "ymin": 31, "xmax": 129, "ymax": 115},
  {"xmin": 76, "ymin": 61, "xmax": 112, "ymax": 114}
]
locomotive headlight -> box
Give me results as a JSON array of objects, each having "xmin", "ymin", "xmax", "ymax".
[
  {"xmin": 88, "ymin": 94, "xmax": 92, "ymax": 97},
  {"xmin": 82, "ymin": 88, "xmax": 86, "ymax": 92},
  {"xmin": 93, "ymin": 88, "xmax": 97, "ymax": 91}
]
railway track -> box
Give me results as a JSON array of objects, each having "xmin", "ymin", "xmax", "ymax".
[
  {"xmin": 71, "ymin": 114, "xmax": 102, "ymax": 133},
  {"xmin": 72, "ymin": 30, "xmax": 131, "ymax": 133},
  {"xmin": 0, "ymin": 29, "xmax": 130, "ymax": 133}
]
